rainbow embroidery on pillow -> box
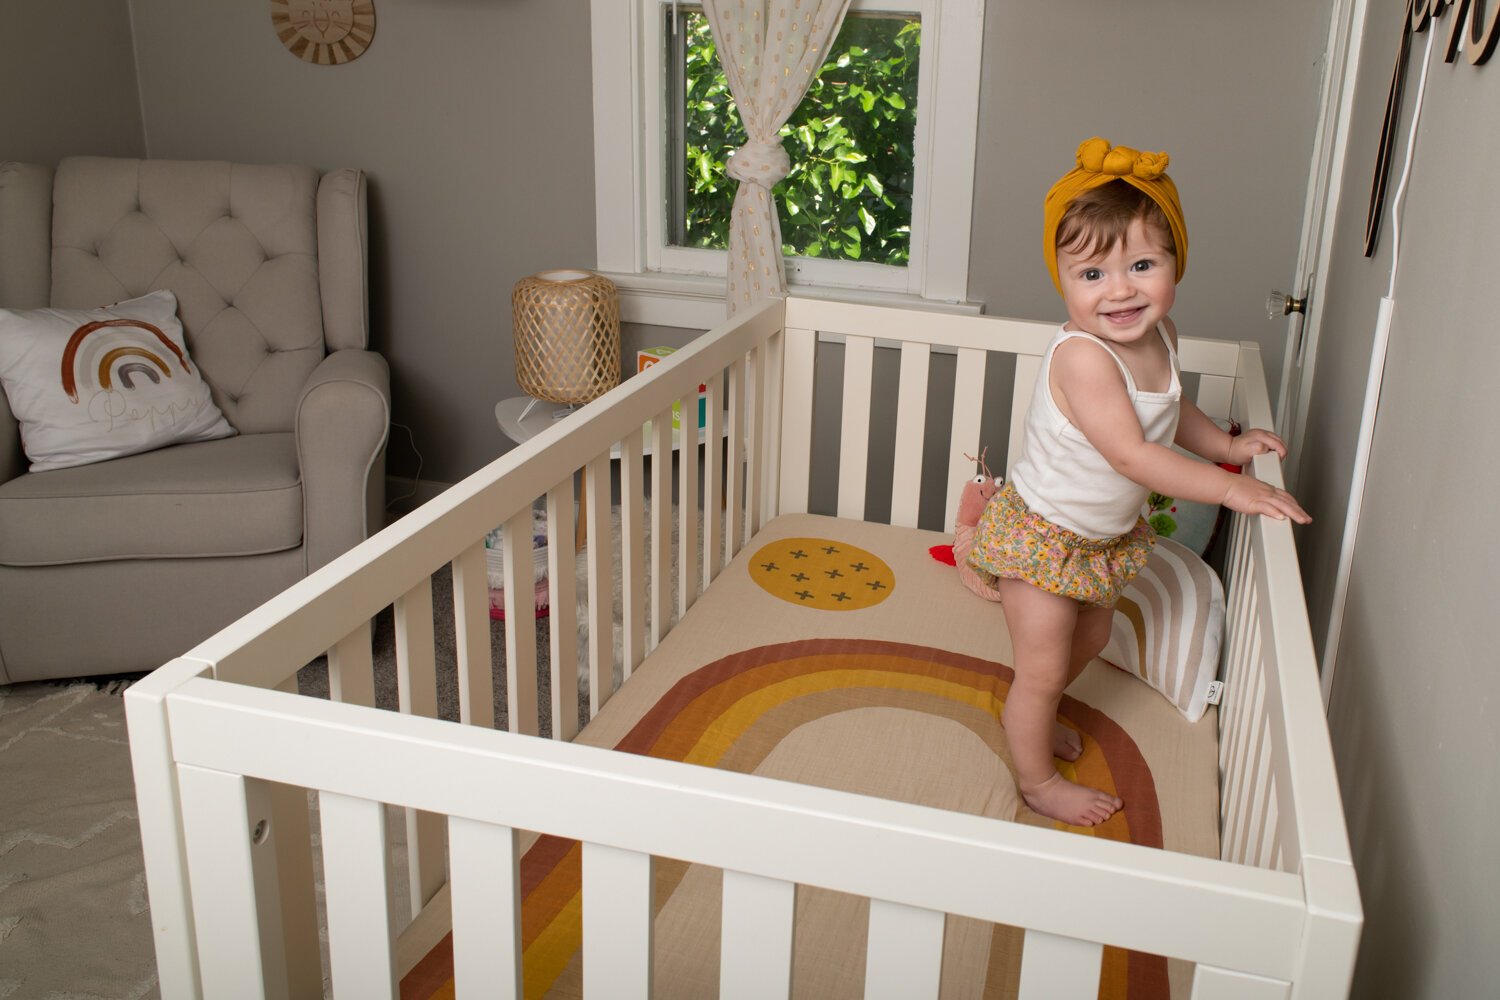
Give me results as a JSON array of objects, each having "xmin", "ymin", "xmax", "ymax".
[{"xmin": 60, "ymin": 318, "xmax": 192, "ymax": 403}]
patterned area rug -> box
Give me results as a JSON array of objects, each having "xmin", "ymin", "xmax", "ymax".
[
  {"xmin": 0, "ymin": 546, "xmax": 584, "ymax": 999},
  {"xmin": 0, "ymin": 682, "xmax": 159, "ymax": 999}
]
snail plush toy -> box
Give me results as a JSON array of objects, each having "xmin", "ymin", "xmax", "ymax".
[{"xmin": 929, "ymin": 449, "xmax": 1005, "ymax": 602}]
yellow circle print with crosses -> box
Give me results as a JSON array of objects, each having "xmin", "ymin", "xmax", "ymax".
[{"xmin": 748, "ymin": 538, "xmax": 895, "ymax": 610}]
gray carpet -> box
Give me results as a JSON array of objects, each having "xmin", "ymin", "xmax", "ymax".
[
  {"xmin": 296, "ymin": 563, "xmax": 591, "ymax": 737},
  {"xmin": 0, "ymin": 681, "xmax": 158, "ymax": 1000},
  {"xmin": 0, "ymin": 572, "xmax": 567, "ymax": 1000}
]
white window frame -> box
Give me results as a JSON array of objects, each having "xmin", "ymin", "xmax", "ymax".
[{"xmin": 590, "ymin": 0, "xmax": 985, "ymax": 328}]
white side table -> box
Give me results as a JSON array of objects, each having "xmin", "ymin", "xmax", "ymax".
[{"xmin": 494, "ymin": 396, "xmax": 581, "ymax": 448}]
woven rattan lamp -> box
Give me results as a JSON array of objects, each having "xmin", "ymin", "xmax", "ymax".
[{"xmin": 512, "ymin": 270, "xmax": 621, "ymax": 412}]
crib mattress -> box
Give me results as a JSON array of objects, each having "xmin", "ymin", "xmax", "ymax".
[{"xmin": 400, "ymin": 513, "xmax": 1220, "ymax": 999}]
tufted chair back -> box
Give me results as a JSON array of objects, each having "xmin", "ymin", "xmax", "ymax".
[
  {"xmin": 47, "ymin": 157, "xmax": 368, "ymax": 433},
  {"xmin": 0, "ymin": 156, "xmax": 390, "ymax": 685}
]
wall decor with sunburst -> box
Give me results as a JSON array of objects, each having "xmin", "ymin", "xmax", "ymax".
[{"xmin": 270, "ymin": 0, "xmax": 376, "ymax": 66}]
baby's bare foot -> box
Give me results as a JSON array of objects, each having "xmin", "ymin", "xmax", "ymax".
[
  {"xmin": 1052, "ymin": 721, "xmax": 1082, "ymax": 761},
  {"xmin": 1022, "ymin": 772, "xmax": 1122, "ymax": 827}
]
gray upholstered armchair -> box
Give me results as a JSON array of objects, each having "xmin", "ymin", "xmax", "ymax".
[{"xmin": 0, "ymin": 157, "xmax": 390, "ymax": 684}]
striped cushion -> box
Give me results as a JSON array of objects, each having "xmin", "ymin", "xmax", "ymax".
[{"xmin": 1102, "ymin": 536, "xmax": 1225, "ymax": 722}]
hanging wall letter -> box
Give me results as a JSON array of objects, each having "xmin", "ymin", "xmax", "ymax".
[{"xmin": 1365, "ymin": 0, "xmax": 1497, "ymax": 256}]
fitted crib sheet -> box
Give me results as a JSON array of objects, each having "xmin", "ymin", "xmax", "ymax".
[{"xmin": 400, "ymin": 513, "xmax": 1221, "ymax": 999}]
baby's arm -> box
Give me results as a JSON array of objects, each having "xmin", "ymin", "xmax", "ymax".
[
  {"xmin": 1053, "ymin": 340, "xmax": 1310, "ymax": 523},
  {"xmin": 1175, "ymin": 397, "xmax": 1291, "ymax": 467}
]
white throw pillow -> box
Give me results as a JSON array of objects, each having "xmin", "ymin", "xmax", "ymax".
[{"xmin": 0, "ymin": 291, "xmax": 235, "ymax": 472}]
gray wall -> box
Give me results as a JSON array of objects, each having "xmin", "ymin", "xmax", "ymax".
[
  {"xmin": 126, "ymin": 0, "xmax": 599, "ymax": 486},
  {"xmin": 108, "ymin": 0, "xmax": 1331, "ymax": 487},
  {"xmin": 1296, "ymin": 6, "xmax": 1500, "ymax": 996},
  {"xmin": 11, "ymin": 1, "xmax": 1495, "ymax": 991},
  {"xmin": 0, "ymin": 0, "xmax": 145, "ymax": 163},
  {"xmin": 972, "ymin": 1, "xmax": 1331, "ymax": 388}
]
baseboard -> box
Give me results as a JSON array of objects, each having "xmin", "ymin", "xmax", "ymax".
[{"xmin": 384, "ymin": 476, "xmax": 455, "ymax": 524}]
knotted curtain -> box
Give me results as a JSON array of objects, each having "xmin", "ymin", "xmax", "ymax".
[{"xmin": 701, "ymin": 0, "xmax": 851, "ymax": 316}]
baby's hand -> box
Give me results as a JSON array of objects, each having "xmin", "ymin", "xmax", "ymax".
[
  {"xmin": 1227, "ymin": 428, "xmax": 1289, "ymax": 466},
  {"xmin": 1222, "ymin": 474, "xmax": 1311, "ymax": 524}
]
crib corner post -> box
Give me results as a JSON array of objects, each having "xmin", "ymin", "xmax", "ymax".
[
  {"xmin": 1289, "ymin": 856, "xmax": 1362, "ymax": 1000},
  {"xmin": 123, "ymin": 658, "xmax": 215, "ymax": 1000}
]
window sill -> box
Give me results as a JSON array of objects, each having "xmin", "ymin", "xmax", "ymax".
[{"xmin": 603, "ymin": 271, "xmax": 984, "ymax": 331}]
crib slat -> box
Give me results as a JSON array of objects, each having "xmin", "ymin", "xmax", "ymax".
[
  {"xmin": 1233, "ymin": 666, "xmax": 1270, "ymax": 866},
  {"xmin": 582, "ymin": 843, "xmax": 654, "ymax": 1000},
  {"xmin": 263, "ymin": 733, "xmax": 321, "ymax": 1000},
  {"xmin": 762, "ymin": 327, "xmax": 785, "ymax": 521},
  {"xmin": 1225, "ymin": 595, "xmax": 1264, "ymax": 864},
  {"xmin": 547, "ymin": 481, "xmax": 580, "ymax": 741},
  {"xmin": 451, "ymin": 542, "xmax": 496, "ymax": 729},
  {"xmin": 650, "ymin": 413, "xmax": 674, "ymax": 649},
  {"xmin": 320, "ymin": 791, "xmax": 398, "ymax": 999},
  {"xmin": 396, "ymin": 577, "xmax": 438, "ymax": 721},
  {"xmin": 747, "ymin": 344, "xmax": 766, "ymax": 536},
  {"xmin": 177, "ymin": 765, "xmax": 290, "ymax": 1000},
  {"xmin": 719, "ymin": 871, "xmax": 796, "ymax": 1000},
  {"xmin": 448, "ymin": 817, "xmax": 522, "ymax": 999},
  {"xmin": 1008, "ymin": 353, "xmax": 1042, "ymax": 481},
  {"xmin": 946, "ymin": 347, "xmax": 988, "ymax": 530},
  {"xmin": 890, "ymin": 342, "xmax": 931, "ymax": 528},
  {"xmin": 839, "ymin": 334, "xmax": 875, "ymax": 520},
  {"xmin": 1219, "ymin": 569, "xmax": 1249, "ymax": 805},
  {"xmin": 864, "ymin": 899, "xmax": 944, "ymax": 1000},
  {"xmin": 703, "ymin": 371, "xmax": 725, "ymax": 586},
  {"xmin": 501, "ymin": 508, "xmax": 540, "ymax": 736},
  {"xmin": 1190, "ymin": 965, "xmax": 1292, "ymax": 999},
  {"xmin": 725, "ymin": 357, "xmax": 745, "ymax": 563},
  {"xmin": 1222, "ymin": 617, "xmax": 1256, "ymax": 857},
  {"xmin": 1248, "ymin": 712, "xmax": 1277, "ymax": 870},
  {"xmin": 1218, "ymin": 527, "xmax": 1254, "ymax": 760},
  {"xmin": 1261, "ymin": 774, "xmax": 1284, "ymax": 873},
  {"xmin": 620, "ymin": 427, "xmax": 647, "ymax": 678},
  {"xmin": 679, "ymin": 387, "xmax": 702, "ymax": 615},
  {"xmin": 585, "ymin": 452, "xmax": 614, "ymax": 717},
  {"xmin": 327, "ymin": 621, "xmax": 376, "ymax": 708},
  {"xmin": 1196, "ymin": 373, "xmax": 1236, "ymax": 423},
  {"xmin": 1018, "ymin": 929, "xmax": 1103, "ymax": 999},
  {"xmin": 778, "ymin": 327, "xmax": 817, "ymax": 514},
  {"xmin": 395, "ymin": 578, "xmax": 447, "ymax": 913},
  {"xmin": 404, "ymin": 808, "xmax": 446, "ymax": 919}
]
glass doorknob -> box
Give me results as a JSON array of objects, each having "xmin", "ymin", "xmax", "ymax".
[{"xmin": 1267, "ymin": 290, "xmax": 1306, "ymax": 319}]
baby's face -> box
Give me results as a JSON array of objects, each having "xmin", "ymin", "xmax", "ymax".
[{"xmin": 1056, "ymin": 218, "xmax": 1176, "ymax": 349}]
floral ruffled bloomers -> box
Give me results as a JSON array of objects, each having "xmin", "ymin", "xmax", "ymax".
[{"xmin": 966, "ymin": 482, "xmax": 1155, "ymax": 608}]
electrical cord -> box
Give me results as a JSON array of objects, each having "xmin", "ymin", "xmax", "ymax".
[{"xmin": 384, "ymin": 421, "xmax": 424, "ymax": 510}]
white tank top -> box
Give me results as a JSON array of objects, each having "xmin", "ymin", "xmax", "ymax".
[{"xmin": 1009, "ymin": 324, "xmax": 1182, "ymax": 539}]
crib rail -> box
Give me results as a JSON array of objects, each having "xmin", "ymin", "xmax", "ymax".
[
  {"xmin": 127, "ymin": 297, "xmax": 791, "ymax": 999},
  {"xmin": 776, "ymin": 297, "xmax": 1244, "ymax": 529},
  {"xmin": 127, "ymin": 297, "xmax": 1360, "ymax": 1000},
  {"xmin": 147, "ymin": 668, "xmax": 1318, "ymax": 999}
]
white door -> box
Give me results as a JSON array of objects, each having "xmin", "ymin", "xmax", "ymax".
[{"xmin": 1274, "ymin": 0, "xmax": 1370, "ymax": 490}]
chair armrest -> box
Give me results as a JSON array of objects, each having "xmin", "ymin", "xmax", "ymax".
[
  {"xmin": 0, "ymin": 391, "xmax": 25, "ymax": 484},
  {"xmin": 295, "ymin": 349, "xmax": 391, "ymax": 572}
]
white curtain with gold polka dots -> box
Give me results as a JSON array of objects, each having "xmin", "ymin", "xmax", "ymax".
[{"xmin": 702, "ymin": 0, "xmax": 851, "ymax": 316}]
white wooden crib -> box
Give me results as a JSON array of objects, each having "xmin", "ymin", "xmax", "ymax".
[{"xmin": 126, "ymin": 296, "xmax": 1361, "ymax": 999}]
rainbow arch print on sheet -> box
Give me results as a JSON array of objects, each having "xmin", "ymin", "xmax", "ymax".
[
  {"xmin": 400, "ymin": 639, "xmax": 1168, "ymax": 1000},
  {"xmin": 60, "ymin": 318, "xmax": 191, "ymax": 404}
]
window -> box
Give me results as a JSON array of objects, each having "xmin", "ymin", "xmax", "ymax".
[{"xmin": 590, "ymin": 0, "xmax": 984, "ymax": 327}]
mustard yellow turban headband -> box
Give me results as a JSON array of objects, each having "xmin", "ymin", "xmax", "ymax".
[{"xmin": 1042, "ymin": 137, "xmax": 1188, "ymax": 295}]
